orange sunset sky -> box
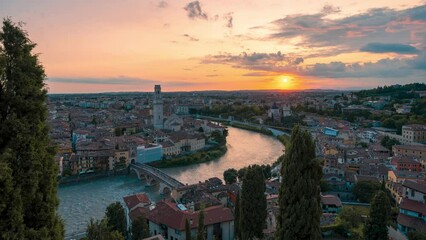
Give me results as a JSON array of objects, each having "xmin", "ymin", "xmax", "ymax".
[{"xmin": 1, "ymin": 0, "xmax": 425, "ymax": 93}]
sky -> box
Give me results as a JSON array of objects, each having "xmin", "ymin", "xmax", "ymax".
[{"xmin": 1, "ymin": 0, "xmax": 425, "ymax": 93}]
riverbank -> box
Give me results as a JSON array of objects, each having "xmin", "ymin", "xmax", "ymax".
[
  {"xmin": 149, "ymin": 144, "xmax": 227, "ymax": 168},
  {"xmin": 225, "ymin": 122, "xmax": 273, "ymax": 136},
  {"xmin": 58, "ymin": 168, "xmax": 129, "ymax": 185}
]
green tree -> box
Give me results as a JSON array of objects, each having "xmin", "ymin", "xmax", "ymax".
[
  {"xmin": 276, "ymin": 125, "xmax": 322, "ymax": 240},
  {"xmin": 197, "ymin": 206, "xmax": 205, "ymax": 240},
  {"xmin": 0, "ymin": 19, "xmax": 64, "ymax": 239},
  {"xmin": 105, "ymin": 202, "xmax": 127, "ymax": 238},
  {"xmin": 223, "ymin": 168, "xmax": 238, "ymax": 184},
  {"xmin": 234, "ymin": 193, "xmax": 241, "ymax": 240},
  {"xmin": 237, "ymin": 167, "xmax": 247, "ymax": 182},
  {"xmin": 408, "ymin": 231, "xmax": 426, "ymax": 240},
  {"xmin": 353, "ymin": 180, "xmax": 381, "ymax": 203},
  {"xmin": 364, "ymin": 190, "xmax": 391, "ymax": 240},
  {"xmin": 131, "ymin": 216, "xmax": 150, "ymax": 240},
  {"xmin": 240, "ymin": 165, "xmax": 267, "ymax": 240},
  {"xmin": 185, "ymin": 218, "xmax": 192, "ymax": 240},
  {"xmin": 380, "ymin": 136, "xmax": 401, "ymax": 150},
  {"xmin": 86, "ymin": 218, "xmax": 124, "ymax": 240}
]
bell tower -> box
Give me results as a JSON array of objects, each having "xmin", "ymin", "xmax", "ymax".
[{"xmin": 153, "ymin": 85, "xmax": 163, "ymax": 129}]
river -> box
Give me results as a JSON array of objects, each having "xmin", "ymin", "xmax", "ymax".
[{"xmin": 58, "ymin": 127, "xmax": 284, "ymax": 237}]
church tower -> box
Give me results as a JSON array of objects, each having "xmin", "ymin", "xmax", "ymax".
[{"xmin": 153, "ymin": 85, "xmax": 164, "ymax": 129}]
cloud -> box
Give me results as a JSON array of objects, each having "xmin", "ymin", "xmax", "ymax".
[
  {"xmin": 360, "ymin": 43, "xmax": 420, "ymax": 54},
  {"xmin": 202, "ymin": 51, "xmax": 304, "ymax": 72},
  {"xmin": 47, "ymin": 76, "xmax": 209, "ymax": 87},
  {"xmin": 157, "ymin": 0, "xmax": 168, "ymax": 8},
  {"xmin": 201, "ymin": 49, "xmax": 426, "ymax": 80},
  {"xmin": 260, "ymin": 4, "xmax": 426, "ymax": 56},
  {"xmin": 205, "ymin": 74, "xmax": 218, "ymax": 77},
  {"xmin": 223, "ymin": 12, "xmax": 233, "ymax": 28},
  {"xmin": 184, "ymin": 1, "xmax": 208, "ymax": 20},
  {"xmin": 183, "ymin": 34, "xmax": 199, "ymax": 41},
  {"xmin": 321, "ymin": 4, "xmax": 341, "ymax": 15}
]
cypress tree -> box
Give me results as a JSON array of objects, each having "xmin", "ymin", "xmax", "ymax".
[
  {"xmin": 197, "ymin": 205, "xmax": 205, "ymax": 240},
  {"xmin": 0, "ymin": 19, "xmax": 64, "ymax": 239},
  {"xmin": 185, "ymin": 218, "xmax": 192, "ymax": 240},
  {"xmin": 240, "ymin": 165, "xmax": 267, "ymax": 240},
  {"xmin": 364, "ymin": 190, "xmax": 390, "ymax": 240},
  {"xmin": 131, "ymin": 216, "xmax": 150, "ymax": 240},
  {"xmin": 234, "ymin": 193, "xmax": 241, "ymax": 240},
  {"xmin": 105, "ymin": 202, "xmax": 127, "ymax": 237},
  {"xmin": 275, "ymin": 125, "xmax": 322, "ymax": 240}
]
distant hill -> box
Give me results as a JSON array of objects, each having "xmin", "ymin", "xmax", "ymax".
[{"xmin": 355, "ymin": 83, "xmax": 426, "ymax": 99}]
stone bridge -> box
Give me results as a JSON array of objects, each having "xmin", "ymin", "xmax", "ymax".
[{"xmin": 130, "ymin": 163, "xmax": 184, "ymax": 194}]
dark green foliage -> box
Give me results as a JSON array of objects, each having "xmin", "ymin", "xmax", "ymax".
[
  {"xmin": 353, "ymin": 181, "xmax": 381, "ymax": 203},
  {"xmin": 211, "ymin": 130, "xmax": 226, "ymax": 145},
  {"xmin": 115, "ymin": 127, "xmax": 123, "ymax": 136},
  {"xmin": 197, "ymin": 206, "xmax": 205, "ymax": 240},
  {"xmin": 185, "ymin": 218, "xmax": 192, "ymax": 240},
  {"xmin": 86, "ymin": 218, "xmax": 124, "ymax": 240},
  {"xmin": 320, "ymin": 179, "xmax": 329, "ymax": 192},
  {"xmin": 240, "ymin": 165, "xmax": 267, "ymax": 240},
  {"xmin": 276, "ymin": 126, "xmax": 322, "ymax": 240},
  {"xmin": 0, "ymin": 19, "xmax": 64, "ymax": 239},
  {"xmin": 364, "ymin": 191, "xmax": 390, "ymax": 240},
  {"xmin": 380, "ymin": 136, "xmax": 401, "ymax": 150},
  {"xmin": 198, "ymin": 105, "xmax": 267, "ymax": 122},
  {"xmin": 234, "ymin": 193, "xmax": 241, "ymax": 240},
  {"xmin": 105, "ymin": 202, "xmax": 127, "ymax": 238},
  {"xmin": 223, "ymin": 168, "xmax": 238, "ymax": 184},
  {"xmin": 131, "ymin": 216, "xmax": 150, "ymax": 240},
  {"xmin": 337, "ymin": 207, "xmax": 363, "ymax": 229},
  {"xmin": 408, "ymin": 231, "xmax": 426, "ymax": 240},
  {"xmin": 237, "ymin": 168, "xmax": 247, "ymax": 182}
]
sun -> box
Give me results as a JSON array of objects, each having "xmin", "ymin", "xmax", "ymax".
[{"xmin": 282, "ymin": 77, "xmax": 289, "ymax": 83}]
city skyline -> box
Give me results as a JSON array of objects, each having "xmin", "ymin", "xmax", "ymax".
[{"xmin": 1, "ymin": 0, "xmax": 425, "ymax": 93}]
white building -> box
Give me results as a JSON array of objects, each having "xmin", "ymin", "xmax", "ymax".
[{"xmin": 144, "ymin": 200, "xmax": 234, "ymax": 240}]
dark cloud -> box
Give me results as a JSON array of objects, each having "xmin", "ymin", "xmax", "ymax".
[
  {"xmin": 184, "ymin": 1, "xmax": 208, "ymax": 20},
  {"xmin": 183, "ymin": 34, "xmax": 199, "ymax": 41},
  {"xmin": 321, "ymin": 4, "xmax": 341, "ymax": 15},
  {"xmin": 201, "ymin": 50, "xmax": 426, "ymax": 80},
  {"xmin": 360, "ymin": 43, "xmax": 419, "ymax": 54},
  {"xmin": 202, "ymin": 51, "xmax": 304, "ymax": 72},
  {"xmin": 223, "ymin": 12, "xmax": 233, "ymax": 28},
  {"xmin": 157, "ymin": 0, "xmax": 168, "ymax": 8}
]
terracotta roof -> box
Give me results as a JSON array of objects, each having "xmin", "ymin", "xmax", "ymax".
[
  {"xmin": 400, "ymin": 198, "xmax": 426, "ymax": 215},
  {"xmin": 129, "ymin": 207, "xmax": 150, "ymax": 221},
  {"xmin": 403, "ymin": 180, "xmax": 426, "ymax": 194},
  {"xmin": 321, "ymin": 195, "xmax": 342, "ymax": 207},
  {"xmin": 393, "ymin": 145, "xmax": 426, "ymax": 152},
  {"xmin": 145, "ymin": 200, "xmax": 234, "ymax": 231},
  {"xmin": 123, "ymin": 193, "xmax": 151, "ymax": 209},
  {"xmin": 397, "ymin": 214, "xmax": 426, "ymax": 233}
]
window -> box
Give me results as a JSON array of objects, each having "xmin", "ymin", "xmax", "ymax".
[{"xmin": 411, "ymin": 189, "xmax": 415, "ymax": 197}]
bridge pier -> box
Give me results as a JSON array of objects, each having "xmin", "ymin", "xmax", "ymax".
[{"xmin": 130, "ymin": 163, "xmax": 184, "ymax": 194}]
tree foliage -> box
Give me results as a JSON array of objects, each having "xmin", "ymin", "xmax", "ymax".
[
  {"xmin": 240, "ymin": 165, "xmax": 267, "ymax": 240},
  {"xmin": 276, "ymin": 125, "xmax": 322, "ymax": 240},
  {"xmin": 85, "ymin": 218, "xmax": 124, "ymax": 240},
  {"xmin": 234, "ymin": 193, "xmax": 241, "ymax": 240},
  {"xmin": 223, "ymin": 168, "xmax": 238, "ymax": 184},
  {"xmin": 131, "ymin": 216, "xmax": 150, "ymax": 240},
  {"xmin": 364, "ymin": 190, "xmax": 390, "ymax": 240},
  {"xmin": 185, "ymin": 218, "xmax": 192, "ymax": 240},
  {"xmin": 380, "ymin": 136, "xmax": 400, "ymax": 150},
  {"xmin": 197, "ymin": 206, "xmax": 205, "ymax": 240},
  {"xmin": 353, "ymin": 180, "xmax": 381, "ymax": 203},
  {"xmin": 105, "ymin": 202, "xmax": 127, "ymax": 238},
  {"xmin": 408, "ymin": 231, "xmax": 426, "ymax": 240},
  {"xmin": 0, "ymin": 19, "xmax": 64, "ymax": 239}
]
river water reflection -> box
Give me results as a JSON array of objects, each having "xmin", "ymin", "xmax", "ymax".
[{"xmin": 58, "ymin": 127, "xmax": 284, "ymax": 236}]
